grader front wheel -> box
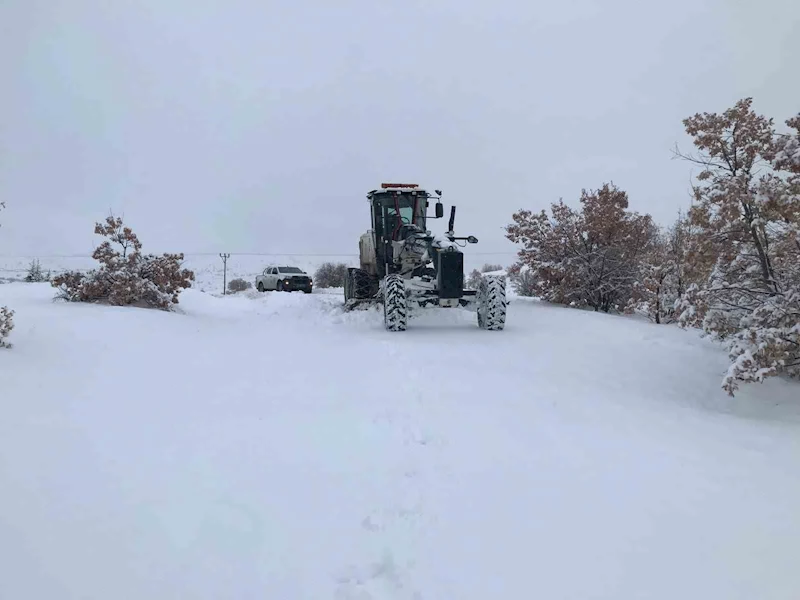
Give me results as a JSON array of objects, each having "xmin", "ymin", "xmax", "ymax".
[
  {"xmin": 383, "ymin": 274, "xmax": 407, "ymax": 331},
  {"xmin": 477, "ymin": 275, "xmax": 507, "ymax": 330}
]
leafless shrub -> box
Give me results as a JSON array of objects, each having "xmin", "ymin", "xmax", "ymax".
[
  {"xmin": 466, "ymin": 269, "xmax": 482, "ymax": 289},
  {"xmin": 314, "ymin": 262, "xmax": 348, "ymax": 288},
  {"xmin": 228, "ymin": 277, "xmax": 252, "ymax": 292},
  {"xmin": 507, "ymin": 264, "xmax": 537, "ymax": 297}
]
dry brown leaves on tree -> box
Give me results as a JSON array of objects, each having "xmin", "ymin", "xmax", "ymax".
[{"xmin": 52, "ymin": 215, "xmax": 195, "ymax": 310}]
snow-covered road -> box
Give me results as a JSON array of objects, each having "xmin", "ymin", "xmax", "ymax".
[{"xmin": 1, "ymin": 283, "xmax": 799, "ymax": 599}]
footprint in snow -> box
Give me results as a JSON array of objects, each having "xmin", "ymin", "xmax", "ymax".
[
  {"xmin": 360, "ymin": 504, "xmax": 424, "ymax": 534},
  {"xmin": 334, "ymin": 551, "xmax": 422, "ymax": 600}
]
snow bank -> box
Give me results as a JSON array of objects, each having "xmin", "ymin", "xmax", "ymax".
[{"xmin": 1, "ymin": 282, "xmax": 799, "ymax": 599}]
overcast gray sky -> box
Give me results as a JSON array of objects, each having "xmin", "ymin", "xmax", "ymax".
[{"xmin": 1, "ymin": 0, "xmax": 798, "ymax": 257}]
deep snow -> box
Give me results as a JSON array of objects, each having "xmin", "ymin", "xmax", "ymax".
[{"xmin": 1, "ymin": 282, "xmax": 799, "ymax": 599}]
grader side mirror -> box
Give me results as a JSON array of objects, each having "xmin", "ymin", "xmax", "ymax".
[
  {"xmin": 435, "ymin": 201, "xmax": 444, "ymax": 219},
  {"xmin": 467, "ymin": 235, "xmax": 478, "ymax": 244}
]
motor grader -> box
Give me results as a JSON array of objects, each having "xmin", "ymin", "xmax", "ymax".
[{"xmin": 344, "ymin": 183, "xmax": 506, "ymax": 331}]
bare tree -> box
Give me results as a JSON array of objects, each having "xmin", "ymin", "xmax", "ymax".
[
  {"xmin": 314, "ymin": 262, "xmax": 348, "ymax": 288},
  {"xmin": 466, "ymin": 269, "xmax": 482, "ymax": 289}
]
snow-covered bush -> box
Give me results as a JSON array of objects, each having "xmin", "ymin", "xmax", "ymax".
[
  {"xmin": 228, "ymin": 277, "xmax": 252, "ymax": 292},
  {"xmin": 507, "ymin": 263, "xmax": 537, "ymax": 297},
  {"xmin": 506, "ymin": 183, "xmax": 655, "ymax": 313},
  {"xmin": 675, "ymin": 98, "xmax": 800, "ymax": 395},
  {"xmin": 314, "ymin": 262, "xmax": 348, "ymax": 288},
  {"xmin": 52, "ymin": 215, "xmax": 195, "ymax": 310},
  {"xmin": 481, "ymin": 263, "xmax": 503, "ymax": 273},
  {"xmin": 0, "ymin": 306, "xmax": 13, "ymax": 349},
  {"xmin": 625, "ymin": 215, "xmax": 691, "ymax": 324},
  {"xmin": 24, "ymin": 259, "xmax": 48, "ymax": 282},
  {"xmin": 775, "ymin": 113, "xmax": 800, "ymax": 174}
]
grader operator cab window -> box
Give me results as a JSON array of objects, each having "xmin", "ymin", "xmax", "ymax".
[
  {"xmin": 374, "ymin": 192, "xmax": 428, "ymax": 241},
  {"xmin": 386, "ymin": 203, "xmax": 414, "ymax": 225}
]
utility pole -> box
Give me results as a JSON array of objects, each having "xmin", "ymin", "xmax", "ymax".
[{"xmin": 219, "ymin": 253, "xmax": 230, "ymax": 295}]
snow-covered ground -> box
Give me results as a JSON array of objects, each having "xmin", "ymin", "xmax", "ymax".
[{"xmin": 1, "ymin": 282, "xmax": 799, "ymax": 599}]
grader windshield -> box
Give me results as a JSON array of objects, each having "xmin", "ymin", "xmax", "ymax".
[{"xmin": 371, "ymin": 188, "xmax": 429, "ymax": 241}]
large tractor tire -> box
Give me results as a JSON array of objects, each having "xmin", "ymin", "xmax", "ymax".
[
  {"xmin": 477, "ymin": 275, "xmax": 507, "ymax": 330},
  {"xmin": 344, "ymin": 268, "xmax": 372, "ymax": 302},
  {"xmin": 383, "ymin": 274, "xmax": 407, "ymax": 331},
  {"xmin": 353, "ymin": 269, "xmax": 372, "ymax": 299}
]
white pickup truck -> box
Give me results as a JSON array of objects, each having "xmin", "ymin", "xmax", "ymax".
[{"xmin": 255, "ymin": 266, "xmax": 313, "ymax": 293}]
